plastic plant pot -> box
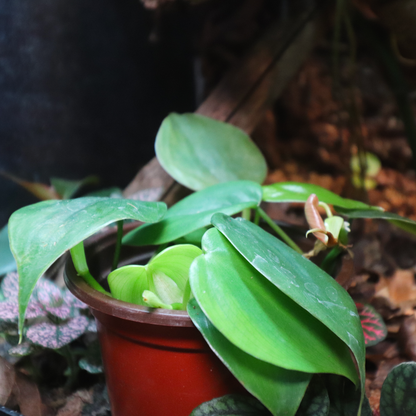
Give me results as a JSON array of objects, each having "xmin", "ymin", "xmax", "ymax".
[{"xmin": 64, "ymin": 228, "xmax": 245, "ymax": 416}]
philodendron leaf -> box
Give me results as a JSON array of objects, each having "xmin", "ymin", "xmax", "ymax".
[
  {"xmin": 355, "ymin": 302, "xmax": 387, "ymax": 347},
  {"xmin": 123, "ymin": 181, "xmax": 262, "ymax": 246},
  {"xmin": 295, "ymin": 376, "xmax": 329, "ymax": 416},
  {"xmin": 188, "ymin": 299, "xmax": 311, "ymax": 416},
  {"xmin": 108, "ymin": 245, "xmax": 202, "ymax": 308},
  {"xmin": 335, "ymin": 208, "xmax": 416, "ymax": 236},
  {"xmin": 155, "ymin": 113, "xmax": 267, "ymax": 191},
  {"xmin": 0, "ymin": 225, "xmax": 16, "ymax": 276},
  {"xmin": 209, "ymin": 215, "xmax": 365, "ymax": 392},
  {"xmin": 8, "ymin": 197, "xmax": 167, "ymax": 336},
  {"xmin": 380, "ymin": 362, "xmax": 416, "ymax": 416},
  {"xmin": 189, "ymin": 394, "xmax": 270, "ymax": 416},
  {"xmin": 190, "ymin": 227, "xmax": 359, "ymax": 383},
  {"xmin": 108, "ymin": 265, "xmax": 148, "ymax": 305},
  {"xmin": 262, "ymin": 182, "xmax": 381, "ymax": 212}
]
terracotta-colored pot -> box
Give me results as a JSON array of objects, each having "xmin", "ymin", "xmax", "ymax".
[{"xmin": 64, "ymin": 229, "xmax": 244, "ymax": 416}]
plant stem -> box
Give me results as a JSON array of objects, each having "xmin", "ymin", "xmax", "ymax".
[
  {"xmin": 111, "ymin": 220, "xmax": 124, "ymax": 271},
  {"xmin": 256, "ymin": 207, "xmax": 303, "ymax": 254},
  {"xmin": 70, "ymin": 242, "xmax": 110, "ymax": 295},
  {"xmin": 254, "ymin": 209, "xmax": 260, "ymax": 225},
  {"xmin": 242, "ymin": 208, "xmax": 251, "ymax": 221}
]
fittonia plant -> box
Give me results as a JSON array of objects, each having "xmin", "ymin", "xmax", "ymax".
[
  {"xmin": 0, "ymin": 272, "xmax": 101, "ymax": 385},
  {"xmin": 8, "ymin": 113, "xmax": 416, "ymax": 415}
]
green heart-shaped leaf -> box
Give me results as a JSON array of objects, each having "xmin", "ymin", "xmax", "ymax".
[
  {"xmin": 190, "ymin": 227, "xmax": 359, "ymax": 382},
  {"xmin": 188, "ymin": 299, "xmax": 310, "ymax": 416},
  {"xmin": 262, "ymin": 182, "xmax": 381, "ymax": 211},
  {"xmin": 8, "ymin": 197, "xmax": 167, "ymax": 336},
  {"xmin": 108, "ymin": 244, "xmax": 202, "ymax": 308},
  {"xmin": 189, "ymin": 395, "xmax": 270, "ymax": 416},
  {"xmin": 380, "ymin": 362, "xmax": 416, "ymax": 416},
  {"xmin": 356, "ymin": 302, "xmax": 387, "ymax": 347},
  {"xmin": 155, "ymin": 113, "xmax": 267, "ymax": 191},
  {"xmin": 335, "ymin": 208, "xmax": 416, "ymax": 236},
  {"xmin": 123, "ymin": 181, "xmax": 262, "ymax": 246},
  {"xmin": 209, "ymin": 214, "xmax": 365, "ymax": 389}
]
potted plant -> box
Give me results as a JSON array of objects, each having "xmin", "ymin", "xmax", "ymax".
[{"xmin": 8, "ymin": 113, "xmax": 416, "ymax": 416}]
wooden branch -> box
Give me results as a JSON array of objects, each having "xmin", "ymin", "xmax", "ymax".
[{"xmin": 124, "ymin": 0, "xmax": 326, "ymax": 203}]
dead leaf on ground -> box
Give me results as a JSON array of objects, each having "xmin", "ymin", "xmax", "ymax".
[
  {"xmin": 56, "ymin": 389, "xmax": 93, "ymax": 416},
  {"xmin": 374, "ymin": 269, "xmax": 416, "ymax": 314},
  {"xmin": 0, "ymin": 356, "xmax": 44, "ymax": 416}
]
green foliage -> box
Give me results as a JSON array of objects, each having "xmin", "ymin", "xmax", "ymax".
[
  {"xmin": 155, "ymin": 113, "xmax": 267, "ymax": 191},
  {"xmin": 108, "ymin": 244, "xmax": 202, "ymax": 309},
  {"xmin": 380, "ymin": 362, "xmax": 416, "ymax": 416},
  {"xmin": 262, "ymin": 182, "xmax": 381, "ymax": 211},
  {"xmin": 350, "ymin": 152, "xmax": 381, "ymax": 190},
  {"xmin": 8, "ymin": 197, "xmax": 166, "ymax": 337},
  {"xmin": 189, "ymin": 395, "xmax": 270, "ymax": 416},
  {"xmin": 123, "ymin": 181, "xmax": 262, "ymax": 246},
  {"xmin": 50, "ymin": 175, "xmax": 100, "ymax": 199},
  {"xmin": 188, "ymin": 299, "xmax": 310, "ymax": 416}
]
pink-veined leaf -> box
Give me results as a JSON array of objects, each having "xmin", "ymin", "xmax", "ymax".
[{"xmin": 355, "ymin": 302, "xmax": 387, "ymax": 347}]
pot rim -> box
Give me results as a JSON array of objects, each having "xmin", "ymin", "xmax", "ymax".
[{"xmin": 64, "ymin": 227, "xmax": 194, "ymax": 328}]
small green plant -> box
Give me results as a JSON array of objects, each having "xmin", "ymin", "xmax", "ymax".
[
  {"xmin": 0, "ymin": 272, "xmax": 102, "ymax": 387},
  {"xmin": 8, "ymin": 113, "xmax": 416, "ymax": 415}
]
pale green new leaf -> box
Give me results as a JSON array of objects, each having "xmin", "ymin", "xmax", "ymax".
[{"xmin": 155, "ymin": 113, "xmax": 267, "ymax": 191}]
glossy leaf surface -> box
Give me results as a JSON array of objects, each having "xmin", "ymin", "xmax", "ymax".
[
  {"xmin": 262, "ymin": 182, "xmax": 381, "ymax": 211},
  {"xmin": 155, "ymin": 113, "xmax": 267, "ymax": 191},
  {"xmin": 188, "ymin": 299, "xmax": 310, "ymax": 416},
  {"xmin": 8, "ymin": 197, "xmax": 166, "ymax": 335},
  {"xmin": 190, "ymin": 227, "xmax": 359, "ymax": 382},
  {"xmin": 380, "ymin": 362, "xmax": 416, "ymax": 416},
  {"xmin": 210, "ymin": 215, "xmax": 365, "ymax": 388},
  {"xmin": 189, "ymin": 395, "xmax": 270, "ymax": 416},
  {"xmin": 123, "ymin": 181, "xmax": 262, "ymax": 246},
  {"xmin": 335, "ymin": 208, "xmax": 416, "ymax": 236},
  {"xmin": 356, "ymin": 302, "xmax": 387, "ymax": 347},
  {"xmin": 0, "ymin": 225, "xmax": 16, "ymax": 276}
]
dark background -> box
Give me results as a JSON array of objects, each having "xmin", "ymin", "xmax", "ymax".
[{"xmin": 0, "ymin": 0, "xmax": 196, "ymax": 226}]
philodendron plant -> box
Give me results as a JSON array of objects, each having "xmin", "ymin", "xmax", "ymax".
[{"xmin": 8, "ymin": 113, "xmax": 416, "ymax": 415}]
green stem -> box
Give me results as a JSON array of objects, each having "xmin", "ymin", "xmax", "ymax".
[
  {"xmin": 256, "ymin": 207, "xmax": 303, "ymax": 254},
  {"xmin": 242, "ymin": 208, "xmax": 251, "ymax": 221},
  {"xmin": 70, "ymin": 242, "xmax": 110, "ymax": 295},
  {"xmin": 254, "ymin": 209, "xmax": 260, "ymax": 225},
  {"xmin": 111, "ymin": 220, "xmax": 124, "ymax": 271}
]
